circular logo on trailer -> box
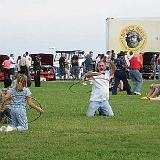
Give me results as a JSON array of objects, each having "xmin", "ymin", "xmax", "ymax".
[{"xmin": 119, "ymin": 24, "xmax": 147, "ymax": 51}]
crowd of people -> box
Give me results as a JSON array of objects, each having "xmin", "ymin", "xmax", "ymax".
[
  {"xmin": 2, "ymin": 52, "xmax": 42, "ymax": 87},
  {"xmin": 58, "ymin": 51, "xmax": 95, "ymax": 80},
  {"xmin": 58, "ymin": 50, "xmax": 160, "ymax": 117},
  {"xmin": 2, "ymin": 52, "xmax": 32, "ymax": 82},
  {"xmin": 1, "ymin": 49, "xmax": 160, "ymax": 132},
  {"xmin": 58, "ymin": 50, "xmax": 144, "ymax": 95}
]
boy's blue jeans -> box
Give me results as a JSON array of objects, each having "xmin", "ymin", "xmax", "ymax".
[
  {"xmin": 86, "ymin": 100, "xmax": 114, "ymax": 117},
  {"xmin": 11, "ymin": 108, "xmax": 28, "ymax": 131}
]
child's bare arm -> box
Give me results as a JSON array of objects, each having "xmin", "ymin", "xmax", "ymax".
[{"xmin": 27, "ymin": 96, "xmax": 44, "ymax": 113}]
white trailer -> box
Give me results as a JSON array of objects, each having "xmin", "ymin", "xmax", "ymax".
[{"xmin": 106, "ymin": 18, "xmax": 160, "ymax": 53}]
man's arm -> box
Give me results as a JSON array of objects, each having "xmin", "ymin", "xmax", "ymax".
[{"xmin": 85, "ymin": 71, "xmax": 105, "ymax": 78}]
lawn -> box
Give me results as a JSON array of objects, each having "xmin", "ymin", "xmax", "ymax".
[{"xmin": 0, "ymin": 80, "xmax": 160, "ymax": 160}]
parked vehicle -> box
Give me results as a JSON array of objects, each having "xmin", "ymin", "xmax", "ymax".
[
  {"xmin": 29, "ymin": 53, "xmax": 56, "ymax": 81},
  {"xmin": 30, "ymin": 53, "xmax": 54, "ymax": 66},
  {"xmin": 30, "ymin": 65, "xmax": 56, "ymax": 81}
]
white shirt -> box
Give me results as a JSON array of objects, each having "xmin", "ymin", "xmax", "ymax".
[
  {"xmin": 125, "ymin": 53, "xmax": 134, "ymax": 67},
  {"xmin": 9, "ymin": 57, "xmax": 15, "ymax": 69},
  {"xmin": 90, "ymin": 71, "xmax": 110, "ymax": 102},
  {"xmin": 16, "ymin": 59, "xmax": 21, "ymax": 71},
  {"xmin": 26, "ymin": 55, "xmax": 32, "ymax": 67}
]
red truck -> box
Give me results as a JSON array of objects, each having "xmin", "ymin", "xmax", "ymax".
[
  {"xmin": 0, "ymin": 53, "xmax": 56, "ymax": 81},
  {"xmin": 29, "ymin": 53, "xmax": 56, "ymax": 81}
]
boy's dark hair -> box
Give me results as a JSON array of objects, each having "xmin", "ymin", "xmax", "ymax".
[{"xmin": 4, "ymin": 79, "xmax": 12, "ymax": 88}]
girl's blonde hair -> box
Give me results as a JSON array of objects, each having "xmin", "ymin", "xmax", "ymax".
[{"xmin": 16, "ymin": 74, "xmax": 27, "ymax": 91}]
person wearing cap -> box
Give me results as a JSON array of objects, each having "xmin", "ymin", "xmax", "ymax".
[{"xmin": 112, "ymin": 51, "xmax": 132, "ymax": 95}]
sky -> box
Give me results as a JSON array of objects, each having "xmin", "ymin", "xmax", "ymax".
[{"xmin": 0, "ymin": 0, "xmax": 160, "ymax": 58}]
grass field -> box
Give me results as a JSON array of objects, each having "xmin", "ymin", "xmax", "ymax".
[{"xmin": 0, "ymin": 80, "xmax": 160, "ymax": 160}]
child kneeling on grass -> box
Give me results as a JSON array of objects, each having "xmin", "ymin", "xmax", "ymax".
[
  {"xmin": 0, "ymin": 74, "xmax": 44, "ymax": 132},
  {"xmin": 141, "ymin": 83, "xmax": 160, "ymax": 101}
]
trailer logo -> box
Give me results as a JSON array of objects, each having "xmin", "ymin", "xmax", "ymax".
[{"xmin": 120, "ymin": 24, "xmax": 147, "ymax": 51}]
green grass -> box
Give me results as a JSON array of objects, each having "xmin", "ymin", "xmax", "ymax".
[{"xmin": 0, "ymin": 80, "xmax": 160, "ymax": 160}]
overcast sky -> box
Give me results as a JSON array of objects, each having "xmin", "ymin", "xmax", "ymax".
[{"xmin": 0, "ymin": 0, "xmax": 160, "ymax": 57}]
